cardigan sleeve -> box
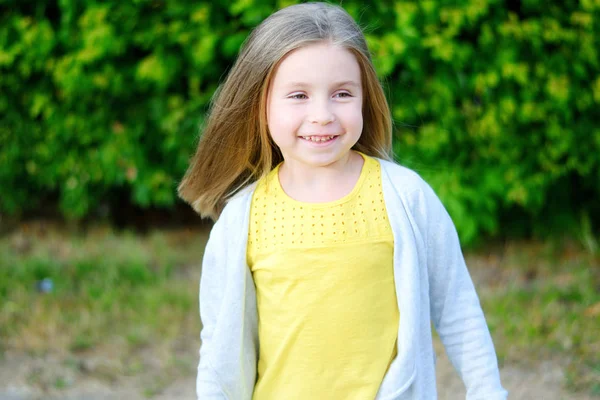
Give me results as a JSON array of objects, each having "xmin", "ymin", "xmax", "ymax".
[
  {"xmin": 423, "ymin": 185, "xmax": 508, "ymax": 400},
  {"xmin": 196, "ymin": 217, "xmax": 228, "ymax": 400}
]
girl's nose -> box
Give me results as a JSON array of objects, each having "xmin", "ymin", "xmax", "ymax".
[{"xmin": 308, "ymin": 99, "xmax": 335, "ymax": 125}]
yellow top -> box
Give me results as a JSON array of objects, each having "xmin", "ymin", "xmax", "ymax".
[{"xmin": 247, "ymin": 154, "xmax": 399, "ymax": 400}]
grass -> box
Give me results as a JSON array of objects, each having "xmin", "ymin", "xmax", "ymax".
[
  {"xmin": 0, "ymin": 221, "xmax": 207, "ymax": 394},
  {"xmin": 0, "ymin": 221, "xmax": 599, "ymax": 396},
  {"xmin": 467, "ymin": 240, "xmax": 600, "ymax": 396}
]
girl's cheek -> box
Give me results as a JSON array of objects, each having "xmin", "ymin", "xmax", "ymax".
[{"xmin": 339, "ymin": 107, "xmax": 362, "ymax": 122}]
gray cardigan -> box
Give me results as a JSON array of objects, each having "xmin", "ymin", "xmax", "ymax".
[{"xmin": 197, "ymin": 159, "xmax": 508, "ymax": 399}]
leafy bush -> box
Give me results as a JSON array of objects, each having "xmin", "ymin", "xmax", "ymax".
[
  {"xmin": 373, "ymin": 0, "xmax": 600, "ymax": 243},
  {"xmin": 1, "ymin": 0, "xmax": 599, "ymax": 244}
]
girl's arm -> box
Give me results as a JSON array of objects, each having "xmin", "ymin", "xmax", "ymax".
[
  {"xmin": 196, "ymin": 218, "xmax": 228, "ymax": 399},
  {"xmin": 424, "ymin": 186, "xmax": 508, "ymax": 400}
]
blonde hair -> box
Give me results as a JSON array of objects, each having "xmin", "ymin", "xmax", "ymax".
[{"xmin": 178, "ymin": 2, "xmax": 393, "ymax": 220}]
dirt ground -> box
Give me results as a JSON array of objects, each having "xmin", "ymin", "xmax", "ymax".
[{"xmin": 0, "ymin": 343, "xmax": 595, "ymax": 400}]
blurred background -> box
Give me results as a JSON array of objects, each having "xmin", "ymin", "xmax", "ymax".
[{"xmin": 0, "ymin": 0, "xmax": 598, "ymax": 399}]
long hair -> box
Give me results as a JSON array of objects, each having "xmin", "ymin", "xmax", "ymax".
[{"xmin": 178, "ymin": 2, "xmax": 393, "ymax": 220}]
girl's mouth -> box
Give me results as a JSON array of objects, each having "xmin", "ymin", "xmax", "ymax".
[{"xmin": 300, "ymin": 135, "xmax": 338, "ymax": 143}]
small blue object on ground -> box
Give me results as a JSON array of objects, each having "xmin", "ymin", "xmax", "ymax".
[{"xmin": 36, "ymin": 278, "xmax": 54, "ymax": 293}]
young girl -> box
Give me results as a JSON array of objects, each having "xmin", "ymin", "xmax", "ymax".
[{"xmin": 179, "ymin": 3, "xmax": 507, "ymax": 399}]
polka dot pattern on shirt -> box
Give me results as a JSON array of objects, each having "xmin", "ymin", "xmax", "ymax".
[{"xmin": 248, "ymin": 154, "xmax": 393, "ymax": 258}]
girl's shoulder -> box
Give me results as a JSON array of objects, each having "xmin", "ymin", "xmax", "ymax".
[
  {"xmin": 216, "ymin": 182, "xmax": 258, "ymax": 223},
  {"xmin": 376, "ymin": 158, "xmax": 432, "ymax": 196},
  {"xmin": 376, "ymin": 158, "xmax": 455, "ymax": 234},
  {"xmin": 230, "ymin": 181, "xmax": 259, "ymax": 202}
]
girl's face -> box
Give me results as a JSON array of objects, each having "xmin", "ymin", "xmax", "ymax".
[{"xmin": 267, "ymin": 42, "xmax": 363, "ymax": 171}]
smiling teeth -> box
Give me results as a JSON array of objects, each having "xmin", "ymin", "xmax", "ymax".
[{"xmin": 302, "ymin": 136, "xmax": 335, "ymax": 142}]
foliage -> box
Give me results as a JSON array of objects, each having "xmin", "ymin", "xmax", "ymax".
[{"xmin": 1, "ymin": 0, "xmax": 599, "ymax": 243}]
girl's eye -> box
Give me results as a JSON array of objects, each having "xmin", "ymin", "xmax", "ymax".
[
  {"xmin": 289, "ymin": 93, "xmax": 307, "ymax": 99},
  {"xmin": 335, "ymin": 92, "xmax": 352, "ymax": 98}
]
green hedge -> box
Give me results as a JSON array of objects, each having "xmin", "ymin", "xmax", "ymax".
[{"xmin": 1, "ymin": 0, "xmax": 599, "ymax": 244}]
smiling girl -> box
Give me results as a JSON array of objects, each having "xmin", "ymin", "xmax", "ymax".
[{"xmin": 179, "ymin": 3, "xmax": 507, "ymax": 399}]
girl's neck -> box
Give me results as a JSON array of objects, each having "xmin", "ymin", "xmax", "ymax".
[{"xmin": 277, "ymin": 151, "xmax": 364, "ymax": 203}]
